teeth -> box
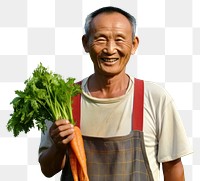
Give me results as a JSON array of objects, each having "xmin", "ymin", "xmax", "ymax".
[{"xmin": 101, "ymin": 58, "xmax": 118, "ymax": 62}]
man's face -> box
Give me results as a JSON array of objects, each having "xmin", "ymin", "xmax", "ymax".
[{"xmin": 83, "ymin": 12, "xmax": 138, "ymax": 77}]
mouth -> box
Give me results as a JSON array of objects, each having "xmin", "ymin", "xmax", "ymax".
[{"xmin": 100, "ymin": 58, "xmax": 118, "ymax": 63}]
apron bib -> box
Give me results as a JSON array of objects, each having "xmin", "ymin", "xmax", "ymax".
[{"xmin": 61, "ymin": 78, "xmax": 154, "ymax": 181}]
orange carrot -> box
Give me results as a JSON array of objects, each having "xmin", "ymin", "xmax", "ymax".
[
  {"xmin": 69, "ymin": 148, "xmax": 78, "ymax": 181},
  {"xmin": 69, "ymin": 126, "xmax": 89, "ymax": 181},
  {"xmin": 77, "ymin": 160, "xmax": 85, "ymax": 181}
]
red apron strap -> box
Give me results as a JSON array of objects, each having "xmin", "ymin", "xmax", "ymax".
[
  {"xmin": 132, "ymin": 78, "xmax": 144, "ymax": 131},
  {"xmin": 72, "ymin": 81, "xmax": 81, "ymax": 128}
]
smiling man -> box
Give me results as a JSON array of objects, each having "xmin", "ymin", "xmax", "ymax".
[
  {"xmin": 38, "ymin": 6, "xmax": 192, "ymax": 181},
  {"xmin": 82, "ymin": 11, "xmax": 138, "ymax": 98}
]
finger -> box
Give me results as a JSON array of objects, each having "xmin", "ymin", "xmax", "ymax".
[
  {"xmin": 50, "ymin": 120, "xmax": 69, "ymax": 131},
  {"xmin": 55, "ymin": 119, "xmax": 70, "ymax": 126},
  {"xmin": 57, "ymin": 123, "xmax": 74, "ymax": 133},
  {"xmin": 50, "ymin": 120, "xmax": 71, "ymax": 136},
  {"xmin": 54, "ymin": 130, "xmax": 74, "ymax": 145},
  {"xmin": 51, "ymin": 123, "xmax": 73, "ymax": 138},
  {"xmin": 52, "ymin": 125, "xmax": 74, "ymax": 144},
  {"xmin": 62, "ymin": 133, "xmax": 75, "ymax": 144},
  {"xmin": 57, "ymin": 125, "xmax": 74, "ymax": 138}
]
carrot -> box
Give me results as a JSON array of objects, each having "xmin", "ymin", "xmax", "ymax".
[
  {"xmin": 69, "ymin": 126, "xmax": 89, "ymax": 181},
  {"xmin": 69, "ymin": 148, "xmax": 78, "ymax": 181},
  {"xmin": 77, "ymin": 160, "xmax": 85, "ymax": 181}
]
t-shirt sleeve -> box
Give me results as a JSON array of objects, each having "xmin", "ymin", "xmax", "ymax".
[
  {"xmin": 38, "ymin": 120, "xmax": 54, "ymax": 159},
  {"xmin": 157, "ymin": 100, "xmax": 193, "ymax": 163}
]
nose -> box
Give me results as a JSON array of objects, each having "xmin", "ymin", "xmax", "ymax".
[{"xmin": 103, "ymin": 40, "xmax": 117, "ymax": 54}]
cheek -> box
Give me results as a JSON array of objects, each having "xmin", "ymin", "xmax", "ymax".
[
  {"xmin": 118, "ymin": 47, "xmax": 133, "ymax": 58},
  {"xmin": 89, "ymin": 48, "xmax": 101, "ymax": 62},
  {"xmin": 117, "ymin": 42, "xmax": 133, "ymax": 52},
  {"xmin": 124, "ymin": 43, "xmax": 134, "ymax": 51},
  {"xmin": 90, "ymin": 45, "xmax": 104, "ymax": 56}
]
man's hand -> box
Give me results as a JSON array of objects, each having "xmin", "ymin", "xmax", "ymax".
[
  {"xmin": 39, "ymin": 120, "xmax": 74, "ymax": 177},
  {"xmin": 162, "ymin": 158, "xmax": 185, "ymax": 181},
  {"xmin": 50, "ymin": 119, "xmax": 74, "ymax": 149}
]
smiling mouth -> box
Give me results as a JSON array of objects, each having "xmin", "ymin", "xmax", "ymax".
[{"xmin": 101, "ymin": 58, "xmax": 118, "ymax": 62}]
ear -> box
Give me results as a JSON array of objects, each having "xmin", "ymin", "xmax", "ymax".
[
  {"xmin": 131, "ymin": 36, "xmax": 139, "ymax": 55},
  {"xmin": 82, "ymin": 35, "xmax": 89, "ymax": 53}
]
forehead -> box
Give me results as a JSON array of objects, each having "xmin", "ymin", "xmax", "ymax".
[{"xmin": 90, "ymin": 12, "xmax": 132, "ymax": 33}]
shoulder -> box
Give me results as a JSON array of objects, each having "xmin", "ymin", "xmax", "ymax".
[
  {"xmin": 79, "ymin": 77, "xmax": 88, "ymax": 89},
  {"xmin": 143, "ymin": 80, "xmax": 173, "ymax": 107},
  {"xmin": 144, "ymin": 80, "xmax": 170, "ymax": 98},
  {"xmin": 129, "ymin": 76, "xmax": 173, "ymax": 107}
]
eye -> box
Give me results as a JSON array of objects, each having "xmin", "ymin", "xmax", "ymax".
[
  {"xmin": 115, "ymin": 38, "xmax": 124, "ymax": 42},
  {"xmin": 96, "ymin": 38, "xmax": 106, "ymax": 42}
]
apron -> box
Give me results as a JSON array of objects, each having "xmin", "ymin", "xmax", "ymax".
[{"xmin": 61, "ymin": 78, "xmax": 154, "ymax": 181}]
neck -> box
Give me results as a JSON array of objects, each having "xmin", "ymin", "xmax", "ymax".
[{"xmin": 88, "ymin": 73, "xmax": 130, "ymax": 98}]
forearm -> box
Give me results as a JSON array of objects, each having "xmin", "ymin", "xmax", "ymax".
[
  {"xmin": 39, "ymin": 120, "xmax": 74, "ymax": 177},
  {"xmin": 163, "ymin": 158, "xmax": 185, "ymax": 181},
  {"xmin": 39, "ymin": 144, "xmax": 67, "ymax": 178}
]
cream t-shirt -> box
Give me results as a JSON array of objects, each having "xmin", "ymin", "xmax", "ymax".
[{"xmin": 39, "ymin": 76, "xmax": 192, "ymax": 181}]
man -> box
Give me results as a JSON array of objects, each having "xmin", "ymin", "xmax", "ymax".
[{"xmin": 38, "ymin": 6, "xmax": 192, "ymax": 181}]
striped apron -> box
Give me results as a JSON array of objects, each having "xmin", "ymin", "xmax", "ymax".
[{"xmin": 61, "ymin": 78, "xmax": 154, "ymax": 181}]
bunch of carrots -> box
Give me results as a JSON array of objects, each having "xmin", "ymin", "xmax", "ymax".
[
  {"xmin": 70, "ymin": 126, "xmax": 89, "ymax": 181},
  {"xmin": 7, "ymin": 63, "xmax": 89, "ymax": 181}
]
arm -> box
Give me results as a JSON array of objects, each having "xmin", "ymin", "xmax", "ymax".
[
  {"xmin": 39, "ymin": 120, "xmax": 74, "ymax": 177},
  {"xmin": 39, "ymin": 143, "xmax": 67, "ymax": 177},
  {"xmin": 162, "ymin": 158, "xmax": 185, "ymax": 181}
]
